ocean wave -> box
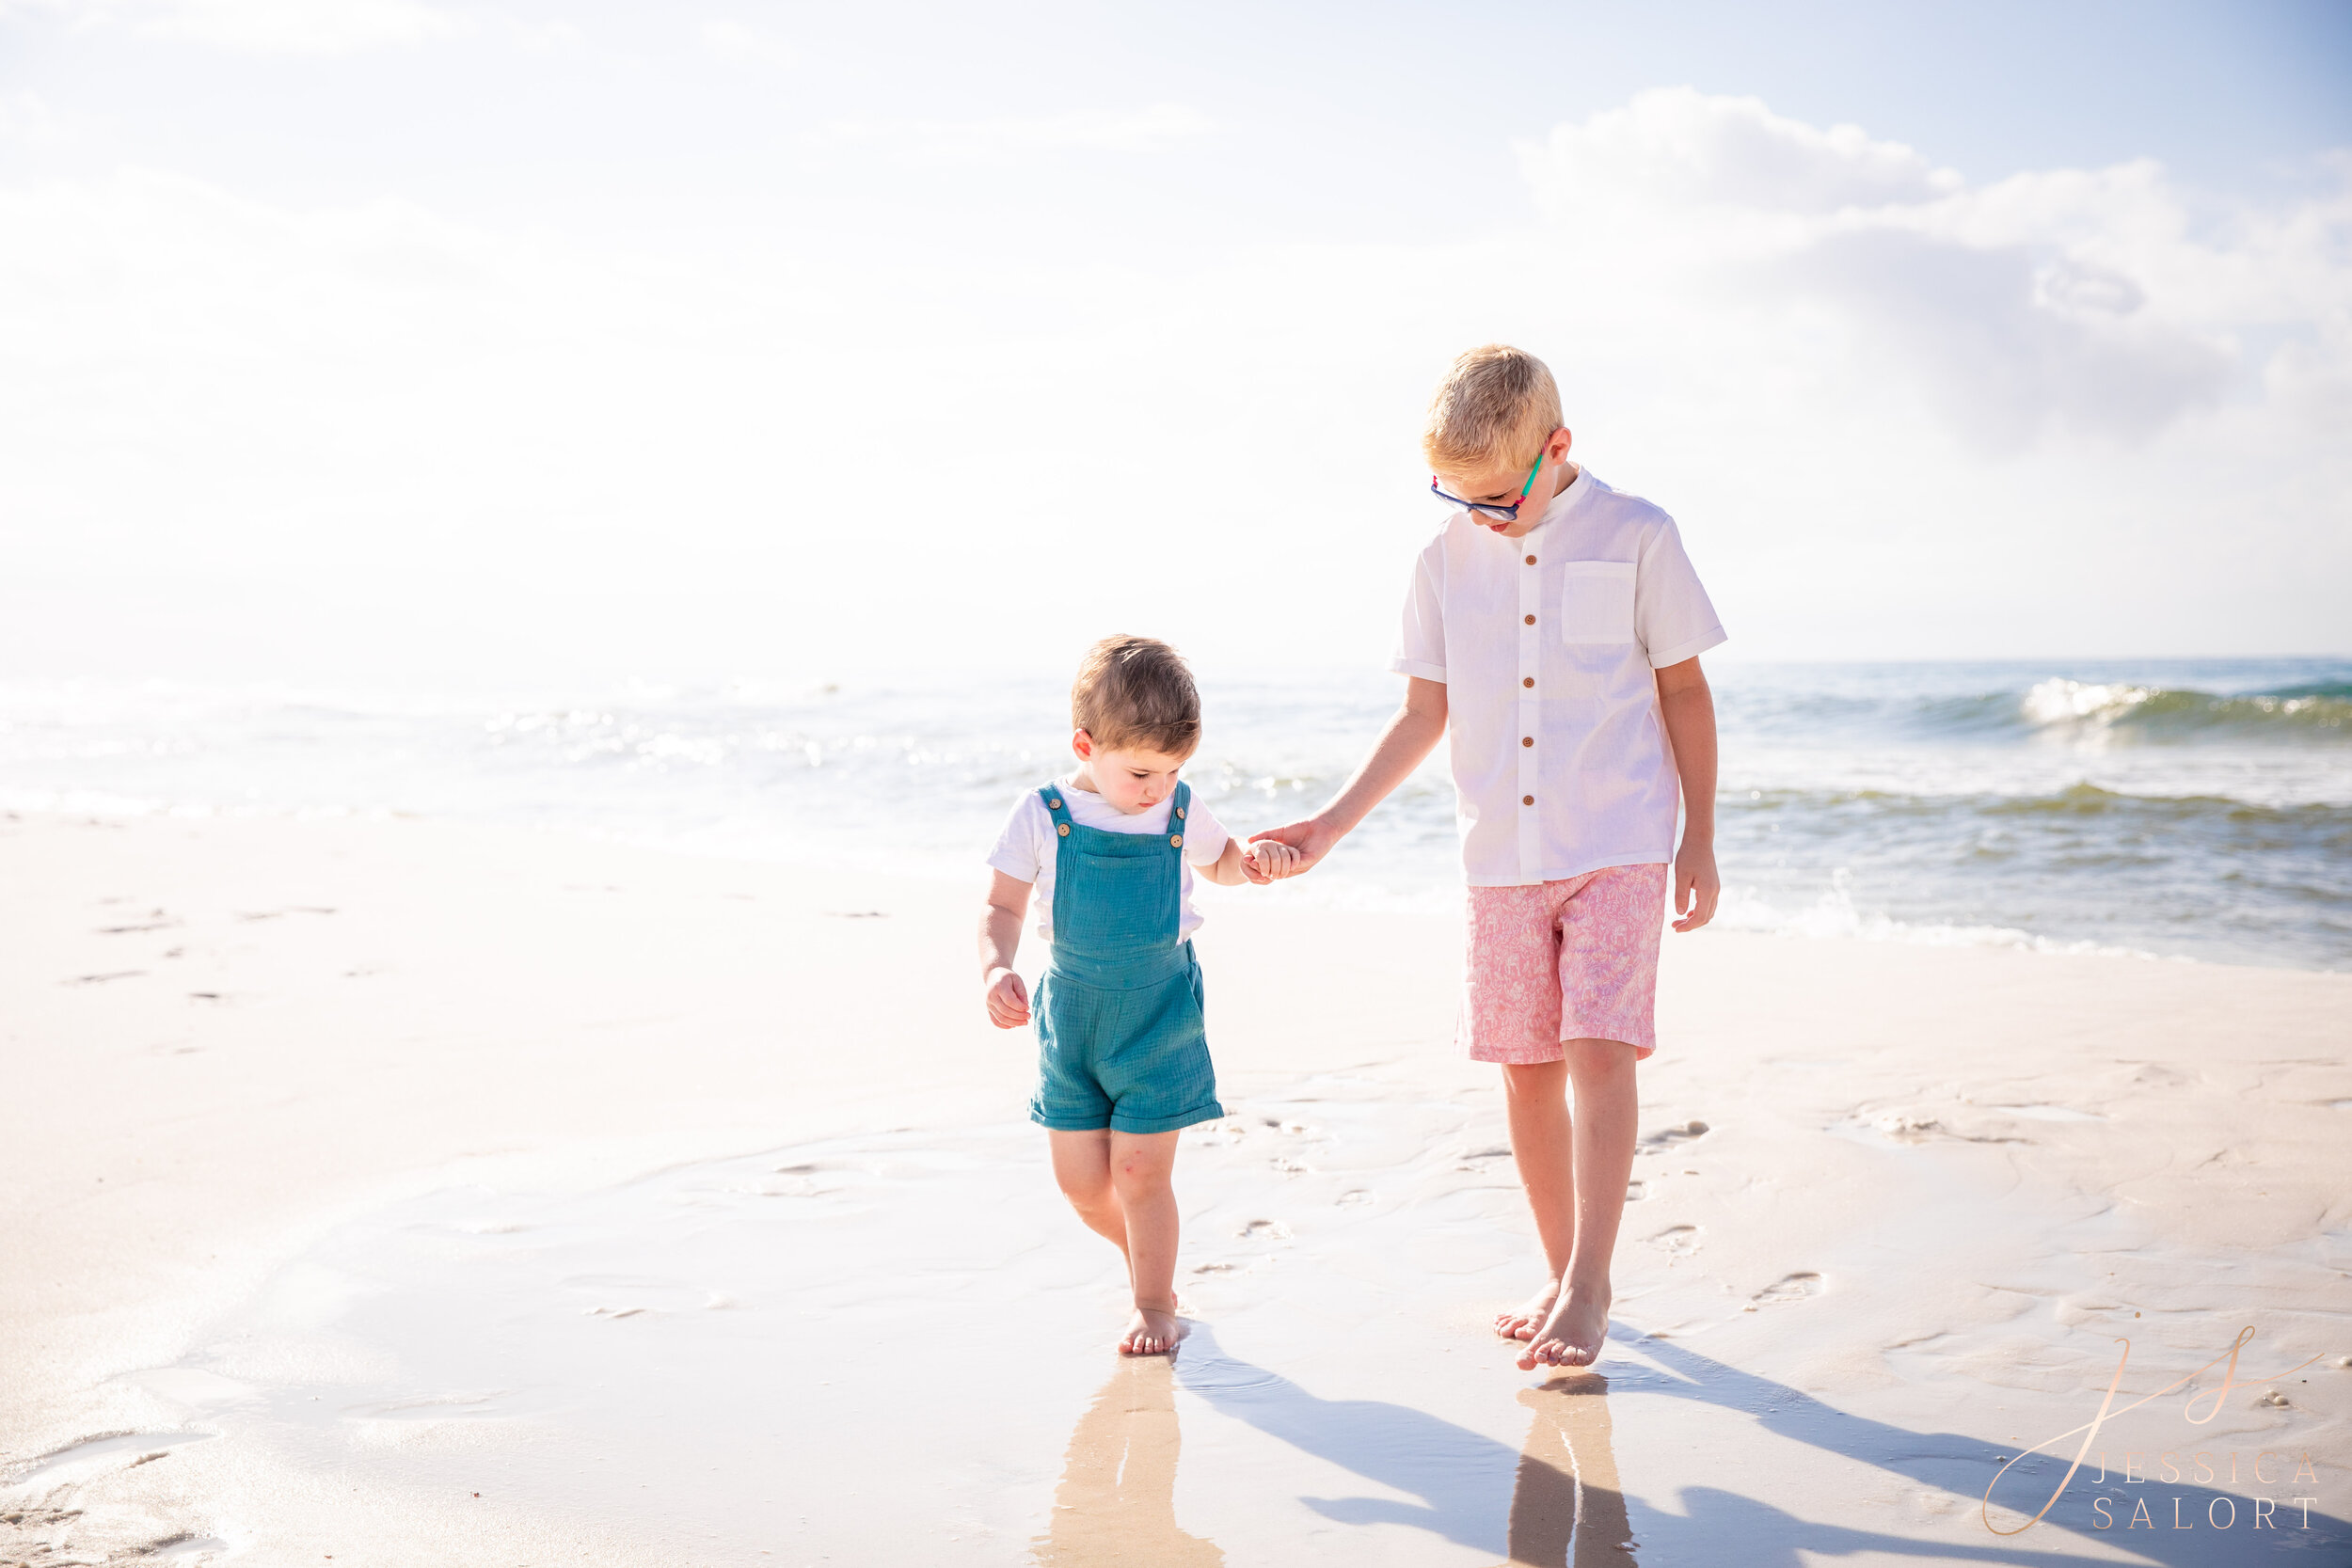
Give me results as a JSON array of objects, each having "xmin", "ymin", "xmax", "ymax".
[
  {"xmin": 1716, "ymin": 670, "xmax": 2352, "ymax": 747},
  {"xmin": 1729, "ymin": 781, "xmax": 2352, "ymax": 832},
  {"xmin": 1713, "ymin": 879, "xmax": 2165, "ymax": 959},
  {"xmin": 2016, "ymin": 678, "xmax": 2352, "ymax": 742}
]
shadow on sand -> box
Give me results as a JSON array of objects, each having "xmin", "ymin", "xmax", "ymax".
[
  {"xmin": 1139, "ymin": 1323, "xmax": 2343, "ymax": 1565},
  {"xmin": 1623, "ymin": 1326, "xmax": 2351, "ymax": 1566}
]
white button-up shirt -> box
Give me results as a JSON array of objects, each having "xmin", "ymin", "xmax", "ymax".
[{"xmin": 1391, "ymin": 467, "xmax": 1725, "ymax": 887}]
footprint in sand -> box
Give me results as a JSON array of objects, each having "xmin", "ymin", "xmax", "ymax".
[
  {"xmin": 1624, "ymin": 1180, "xmax": 1649, "ymax": 1202},
  {"xmin": 1640, "ymin": 1119, "xmax": 1710, "ymax": 1148},
  {"xmin": 1745, "ymin": 1272, "xmax": 1823, "ymax": 1310},
  {"xmin": 95, "ymin": 911, "xmax": 177, "ymax": 935},
  {"xmin": 1237, "ymin": 1220, "xmax": 1289, "ymax": 1240},
  {"xmin": 1648, "ymin": 1225, "xmax": 1700, "ymax": 1256},
  {"xmin": 1335, "ymin": 1189, "xmax": 1375, "ymax": 1208},
  {"xmin": 8, "ymin": 1432, "xmax": 215, "ymax": 1484},
  {"xmin": 150, "ymin": 1536, "xmax": 230, "ymax": 1560}
]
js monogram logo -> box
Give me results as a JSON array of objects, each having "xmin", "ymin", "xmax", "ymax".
[{"xmin": 1983, "ymin": 1326, "xmax": 2327, "ymax": 1536}]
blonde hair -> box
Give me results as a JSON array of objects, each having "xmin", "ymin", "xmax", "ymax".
[
  {"xmin": 1422, "ymin": 344, "xmax": 1562, "ymax": 475},
  {"xmin": 1071, "ymin": 635, "xmax": 1200, "ymax": 758}
]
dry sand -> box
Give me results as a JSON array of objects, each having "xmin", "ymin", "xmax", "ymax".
[{"xmin": 2, "ymin": 810, "xmax": 2347, "ymax": 1565}]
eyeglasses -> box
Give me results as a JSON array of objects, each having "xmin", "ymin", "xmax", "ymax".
[{"xmin": 1430, "ymin": 449, "xmax": 1546, "ymax": 523}]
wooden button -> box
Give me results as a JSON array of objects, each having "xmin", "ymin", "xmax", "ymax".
[
  {"xmin": 1522, "ymin": 676, "xmax": 1534, "ymax": 688},
  {"xmin": 1048, "ymin": 798, "xmax": 1061, "ymax": 809},
  {"xmin": 1170, "ymin": 833, "xmax": 1184, "ymax": 847},
  {"xmin": 1057, "ymin": 823, "xmax": 1070, "ymax": 836},
  {"xmin": 1523, "ymin": 613, "xmax": 1535, "ymax": 626},
  {"xmin": 1524, "ymin": 554, "xmax": 1536, "ymax": 565},
  {"xmin": 1176, "ymin": 806, "xmax": 1185, "ymax": 818},
  {"xmin": 1522, "ymin": 736, "xmax": 1534, "ymax": 747},
  {"xmin": 1523, "ymin": 795, "xmax": 1534, "ymax": 806}
]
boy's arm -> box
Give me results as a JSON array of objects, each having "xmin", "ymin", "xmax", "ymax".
[
  {"xmin": 1247, "ymin": 676, "xmax": 1447, "ymax": 874},
  {"xmin": 979, "ymin": 869, "xmax": 1034, "ymax": 1027},
  {"xmin": 1197, "ymin": 836, "xmax": 1252, "ymax": 887},
  {"xmin": 1655, "ymin": 656, "xmax": 1720, "ymax": 932}
]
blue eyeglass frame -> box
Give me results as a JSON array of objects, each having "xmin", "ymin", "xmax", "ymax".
[{"xmin": 1430, "ymin": 448, "xmax": 1546, "ymax": 522}]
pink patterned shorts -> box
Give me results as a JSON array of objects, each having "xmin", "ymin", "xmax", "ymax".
[{"xmin": 1458, "ymin": 863, "xmax": 1670, "ymax": 1064}]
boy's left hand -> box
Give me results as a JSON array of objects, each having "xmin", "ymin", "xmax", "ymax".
[{"xmin": 1672, "ymin": 839, "xmax": 1719, "ymax": 931}]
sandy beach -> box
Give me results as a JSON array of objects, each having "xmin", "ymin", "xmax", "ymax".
[{"xmin": 3, "ymin": 808, "xmax": 2347, "ymax": 1565}]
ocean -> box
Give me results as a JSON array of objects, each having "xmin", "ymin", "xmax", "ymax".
[{"xmin": 3, "ymin": 657, "xmax": 2346, "ymax": 971}]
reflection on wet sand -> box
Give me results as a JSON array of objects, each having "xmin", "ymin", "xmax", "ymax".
[
  {"xmin": 1034, "ymin": 1355, "xmax": 1223, "ymax": 1566},
  {"xmin": 1500, "ymin": 1372, "xmax": 1637, "ymax": 1567}
]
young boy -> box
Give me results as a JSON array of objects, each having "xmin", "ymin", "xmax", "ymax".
[
  {"xmin": 1250, "ymin": 344, "xmax": 1724, "ymax": 1371},
  {"xmin": 980, "ymin": 635, "xmax": 1298, "ymax": 1356}
]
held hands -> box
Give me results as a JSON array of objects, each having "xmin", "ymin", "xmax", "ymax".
[
  {"xmin": 1240, "ymin": 837, "xmax": 1305, "ymax": 884},
  {"xmin": 1243, "ymin": 817, "xmax": 1339, "ymax": 884},
  {"xmin": 983, "ymin": 965, "xmax": 1031, "ymax": 1028}
]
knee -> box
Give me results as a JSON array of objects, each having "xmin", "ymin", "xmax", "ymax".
[
  {"xmin": 1500, "ymin": 1061, "xmax": 1566, "ymax": 1100},
  {"xmin": 1109, "ymin": 1154, "xmax": 1173, "ymax": 1200},
  {"xmin": 1056, "ymin": 1167, "xmax": 1114, "ymax": 1211},
  {"xmin": 1561, "ymin": 1037, "xmax": 1636, "ymax": 1083}
]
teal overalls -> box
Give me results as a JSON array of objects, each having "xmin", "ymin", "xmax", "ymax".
[{"xmin": 1028, "ymin": 780, "xmax": 1224, "ymax": 1134}]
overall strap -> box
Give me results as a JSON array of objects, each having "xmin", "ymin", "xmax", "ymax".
[
  {"xmin": 1168, "ymin": 780, "xmax": 1192, "ymax": 851},
  {"xmin": 1040, "ymin": 784, "xmax": 1074, "ymax": 840}
]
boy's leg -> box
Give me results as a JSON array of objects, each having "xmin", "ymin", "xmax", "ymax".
[
  {"xmin": 1520, "ymin": 1037, "xmax": 1639, "ymax": 1370},
  {"xmin": 1106, "ymin": 1129, "xmax": 1184, "ymax": 1355},
  {"xmin": 1049, "ymin": 1129, "xmax": 1130, "ymax": 1278},
  {"xmin": 1498, "ymin": 1060, "xmax": 1578, "ymax": 1339}
]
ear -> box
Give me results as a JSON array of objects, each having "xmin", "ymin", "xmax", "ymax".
[
  {"xmin": 1551, "ymin": 425, "xmax": 1574, "ymax": 459},
  {"xmin": 1071, "ymin": 728, "xmax": 1094, "ymax": 760}
]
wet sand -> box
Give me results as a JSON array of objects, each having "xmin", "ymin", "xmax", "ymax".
[{"xmin": 2, "ymin": 810, "xmax": 2348, "ymax": 1565}]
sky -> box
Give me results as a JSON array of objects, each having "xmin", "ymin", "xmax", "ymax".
[{"xmin": 1, "ymin": 0, "xmax": 2347, "ymax": 685}]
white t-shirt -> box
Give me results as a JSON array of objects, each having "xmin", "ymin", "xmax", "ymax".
[
  {"xmin": 986, "ymin": 778, "xmax": 1232, "ymax": 943},
  {"xmin": 1391, "ymin": 467, "xmax": 1726, "ymax": 886}
]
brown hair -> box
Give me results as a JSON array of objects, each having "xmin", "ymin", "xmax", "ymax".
[
  {"xmin": 1422, "ymin": 343, "xmax": 1562, "ymax": 475},
  {"xmin": 1071, "ymin": 635, "xmax": 1200, "ymax": 758}
]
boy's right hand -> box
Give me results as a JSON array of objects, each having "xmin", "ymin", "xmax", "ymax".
[{"xmin": 984, "ymin": 966, "xmax": 1031, "ymax": 1029}]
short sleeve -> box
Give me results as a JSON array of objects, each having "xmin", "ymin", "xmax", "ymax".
[
  {"xmin": 1388, "ymin": 549, "xmax": 1447, "ymax": 682},
  {"xmin": 1179, "ymin": 796, "xmax": 1231, "ymax": 865},
  {"xmin": 986, "ymin": 793, "xmax": 1048, "ymax": 884},
  {"xmin": 1635, "ymin": 519, "xmax": 1726, "ymax": 670}
]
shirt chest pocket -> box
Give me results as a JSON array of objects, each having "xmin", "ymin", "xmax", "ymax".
[{"xmin": 1559, "ymin": 561, "xmax": 1636, "ymax": 644}]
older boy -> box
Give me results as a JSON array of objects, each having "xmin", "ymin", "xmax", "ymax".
[{"xmin": 1251, "ymin": 345, "xmax": 1724, "ymax": 1370}]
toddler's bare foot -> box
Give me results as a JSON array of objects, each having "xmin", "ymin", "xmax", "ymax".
[
  {"xmin": 1495, "ymin": 1278, "xmax": 1560, "ymax": 1341},
  {"xmin": 1518, "ymin": 1279, "xmax": 1610, "ymax": 1370},
  {"xmin": 1120, "ymin": 1307, "xmax": 1186, "ymax": 1356}
]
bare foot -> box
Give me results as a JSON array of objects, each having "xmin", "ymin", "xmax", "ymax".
[
  {"xmin": 1494, "ymin": 1278, "xmax": 1560, "ymax": 1341},
  {"xmin": 1518, "ymin": 1279, "xmax": 1610, "ymax": 1370},
  {"xmin": 1120, "ymin": 1307, "xmax": 1186, "ymax": 1356}
]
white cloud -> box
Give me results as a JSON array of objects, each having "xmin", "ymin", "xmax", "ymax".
[
  {"xmin": 0, "ymin": 89, "xmax": 68, "ymax": 144},
  {"xmin": 1532, "ymin": 87, "xmax": 1962, "ymax": 216},
  {"xmin": 698, "ymin": 18, "xmax": 793, "ymax": 71},
  {"xmin": 806, "ymin": 103, "xmax": 1215, "ymax": 166},
  {"xmin": 2, "ymin": 0, "xmax": 464, "ymax": 54},
  {"xmin": 0, "ymin": 90, "xmax": 2342, "ymax": 680},
  {"xmin": 1518, "ymin": 87, "xmax": 2345, "ymax": 450}
]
